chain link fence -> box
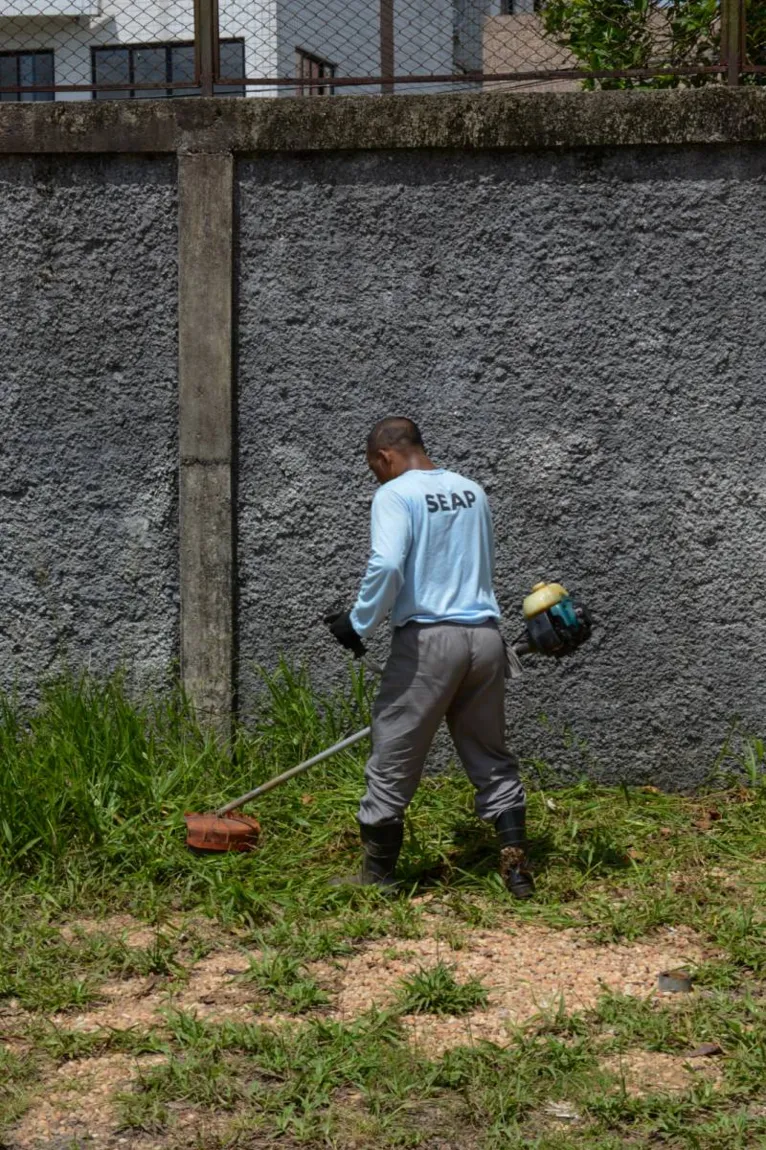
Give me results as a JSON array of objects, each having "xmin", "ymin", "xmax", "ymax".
[{"xmin": 0, "ymin": 0, "xmax": 762, "ymax": 102}]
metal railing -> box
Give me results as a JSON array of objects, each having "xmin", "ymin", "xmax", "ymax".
[{"xmin": 0, "ymin": 0, "xmax": 760, "ymax": 102}]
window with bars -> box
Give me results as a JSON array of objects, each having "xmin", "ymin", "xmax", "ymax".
[
  {"xmin": 91, "ymin": 40, "xmax": 245, "ymax": 99},
  {"xmin": 0, "ymin": 51, "xmax": 54, "ymax": 102},
  {"xmin": 296, "ymin": 49, "xmax": 336, "ymax": 95}
]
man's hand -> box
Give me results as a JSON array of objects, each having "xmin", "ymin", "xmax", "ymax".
[{"xmin": 324, "ymin": 610, "xmax": 366, "ymax": 659}]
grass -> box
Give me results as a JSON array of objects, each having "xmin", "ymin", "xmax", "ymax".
[
  {"xmin": 396, "ymin": 961, "xmax": 489, "ymax": 1015},
  {"xmin": 240, "ymin": 951, "xmax": 330, "ymax": 1014},
  {"xmin": 0, "ymin": 921, "xmax": 186, "ymax": 1012},
  {"xmin": 0, "ymin": 1048, "xmax": 38, "ymax": 1131},
  {"xmin": 0, "ymin": 664, "xmax": 764, "ymax": 1147},
  {"xmin": 108, "ymin": 997, "xmax": 766, "ymax": 1146}
]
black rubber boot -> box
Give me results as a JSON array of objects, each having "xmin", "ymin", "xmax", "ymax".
[
  {"xmin": 331, "ymin": 821, "xmax": 403, "ymax": 892},
  {"xmin": 495, "ymin": 808, "xmax": 535, "ymax": 900}
]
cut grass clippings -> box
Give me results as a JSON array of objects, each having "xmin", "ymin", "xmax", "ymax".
[{"xmin": 0, "ymin": 666, "xmax": 765, "ymax": 1148}]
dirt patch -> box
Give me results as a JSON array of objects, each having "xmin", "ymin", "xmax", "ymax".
[
  {"xmin": 65, "ymin": 948, "xmax": 306, "ymax": 1033},
  {"xmin": 9, "ymin": 1052, "xmax": 165, "ymax": 1149},
  {"xmin": 58, "ymin": 913, "xmax": 232, "ymax": 956},
  {"xmin": 1, "ymin": 918, "xmax": 726, "ymax": 1148},
  {"xmin": 601, "ymin": 1048, "xmax": 724, "ymax": 1096},
  {"xmin": 30, "ymin": 919, "xmax": 715, "ymax": 1059},
  {"xmin": 59, "ymin": 914, "xmax": 168, "ymax": 951},
  {"xmin": 319, "ymin": 923, "xmax": 711, "ymax": 1056},
  {"xmin": 0, "ymin": 999, "xmax": 34, "ymax": 1043}
]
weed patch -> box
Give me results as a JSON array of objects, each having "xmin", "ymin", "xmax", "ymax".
[
  {"xmin": 240, "ymin": 951, "xmax": 329, "ymax": 1014},
  {"xmin": 0, "ymin": 1048, "xmax": 40, "ymax": 1131},
  {"xmin": 396, "ymin": 961, "xmax": 489, "ymax": 1016}
]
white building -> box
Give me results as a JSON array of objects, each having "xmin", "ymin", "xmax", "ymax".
[{"xmin": 0, "ymin": 0, "xmax": 507, "ymax": 101}]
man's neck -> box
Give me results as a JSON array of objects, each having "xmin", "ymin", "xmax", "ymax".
[{"xmin": 398, "ymin": 451, "xmax": 437, "ymax": 475}]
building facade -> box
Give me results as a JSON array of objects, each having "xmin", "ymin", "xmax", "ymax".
[{"xmin": 0, "ymin": 0, "xmax": 514, "ymax": 100}]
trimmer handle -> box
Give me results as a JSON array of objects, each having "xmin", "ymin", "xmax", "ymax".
[{"xmin": 216, "ymin": 726, "xmax": 372, "ymax": 817}]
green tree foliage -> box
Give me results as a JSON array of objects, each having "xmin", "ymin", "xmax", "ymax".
[{"xmin": 541, "ymin": 0, "xmax": 766, "ymax": 88}]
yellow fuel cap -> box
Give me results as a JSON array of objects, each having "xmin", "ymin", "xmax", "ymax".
[{"xmin": 522, "ymin": 581, "xmax": 569, "ymax": 619}]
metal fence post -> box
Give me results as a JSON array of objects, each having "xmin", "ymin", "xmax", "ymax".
[
  {"xmin": 722, "ymin": 0, "xmax": 745, "ymax": 86},
  {"xmin": 194, "ymin": 0, "xmax": 220, "ymax": 97},
  {"xmin": 380, "ymin": 0, "xmax": 394, "ymax": 94}
]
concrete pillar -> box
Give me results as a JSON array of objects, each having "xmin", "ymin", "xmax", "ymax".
[{"xmin": 178, "ymin": 151, "xmax": 234, "ymax": 730}]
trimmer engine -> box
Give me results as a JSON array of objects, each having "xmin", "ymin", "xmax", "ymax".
[{"xmin": 518, "ymin": 582, "xmax": 592, "ymax": 658}]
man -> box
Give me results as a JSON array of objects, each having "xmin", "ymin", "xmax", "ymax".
[{"xmin": 325, "ymin": 417, "xmax": 534, "ymax": 899}]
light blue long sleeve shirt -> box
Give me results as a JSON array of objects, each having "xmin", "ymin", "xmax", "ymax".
[{"xmin": 350, "ymin": 468, "xmax": 500, "ymax": 640}]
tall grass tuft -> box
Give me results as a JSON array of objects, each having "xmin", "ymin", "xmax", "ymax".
[
  {"xmin": 0, "ymin": 660, "xmax": 373, "ymax": 897},
  {"xmin": 0, "ymin": 675, "xmax": 229, "ymax": 874}
]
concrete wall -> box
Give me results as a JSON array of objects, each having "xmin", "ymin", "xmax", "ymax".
[
  {"xmin": 236, "ymin": 142, "xmax": 766, "ymax": 788},
  {"xmin": 0, "ymin": 154, "xmax": 178, "ymax": 698},
  {"xmin": 3, "ymin": 90, "xmax": 766, "ymax": 787}
]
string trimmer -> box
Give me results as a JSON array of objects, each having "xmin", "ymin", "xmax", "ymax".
[
  {"xmin": 184, "ymin": 727, "xmax": 372, "ymax": 853},
  {"xmin": 183, "ymin": 581, "xmax": 592, "ymax": 854}
]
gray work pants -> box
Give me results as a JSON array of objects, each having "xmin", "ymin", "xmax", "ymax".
[{"xmin": 358, "ymin": 621, "xmax": 525, "ymax": 827}]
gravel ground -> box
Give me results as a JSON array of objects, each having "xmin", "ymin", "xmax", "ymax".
[
  {"xmin": 4, "ymin": 916, "xmax": 720, "ymax": 1148},
  {"xmin": 324, "ymin": 922, "xmax": 711, "ymax": 1055},
  {"xmin": 600, "ymin": 1049, "xmax": 724, "ymax": 1096},
  {"xmin": 10, "ymin": 1053, "xmax": 166, "ymax": 1149}
]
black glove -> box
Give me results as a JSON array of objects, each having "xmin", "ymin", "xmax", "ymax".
[{"xmin": 324, "ymin": 610, "xmax": 366, "ymax": 659}]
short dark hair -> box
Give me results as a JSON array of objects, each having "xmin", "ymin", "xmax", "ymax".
[{"xmin": 366, "ymin": 417, "xmax": 425, "ymax": 455}]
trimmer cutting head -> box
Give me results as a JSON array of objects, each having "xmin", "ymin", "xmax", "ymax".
[{"xmin": 184, "ymin": 811, "xmax": 261, "ymax": 853}]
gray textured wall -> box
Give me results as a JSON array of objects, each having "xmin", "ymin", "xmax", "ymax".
[
  {"xmin": 0, "ymin": 156, "xmax": 178, "ymax": 698},
  {"xmin": 237, "ymin": 146, "xmax": 766, "ymax": 787},
  {"xmin": 2, "ymin": 118, "xmax": 764, "ymax": 787}
]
